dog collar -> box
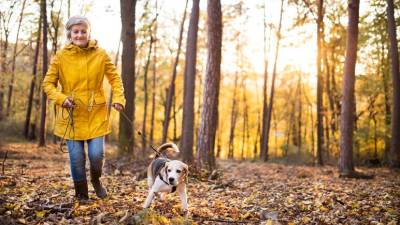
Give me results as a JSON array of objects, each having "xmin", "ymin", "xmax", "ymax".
[{"xmin": 158, "ymin": 174, "xmax": 177, "ymax": 193}]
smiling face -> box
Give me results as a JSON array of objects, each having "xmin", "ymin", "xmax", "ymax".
[
  {"xmin": 165, "ymin": 160, "xmax": 188, "ymax": 186},
  {"xmin": 70, "ymin": 24, "xmax": 89, "ymax": 47}
]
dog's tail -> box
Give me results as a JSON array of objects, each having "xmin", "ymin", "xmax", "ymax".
[{"xmin": 156, "ymin": 143, "xmax": 179, "ymax": 156}]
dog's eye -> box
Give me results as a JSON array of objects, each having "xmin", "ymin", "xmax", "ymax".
[
  {"xmin": 176, "ymin": 170, "xmax": 181, "ymax": 173},
  {"xmin": 168, "ymin": 169, "xmax": 172, "ymax": 172}
]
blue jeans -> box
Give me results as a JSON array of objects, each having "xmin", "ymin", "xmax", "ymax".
[{"xmin": 66, "ymin": 136, "xmax": 105, "ymax": 182}]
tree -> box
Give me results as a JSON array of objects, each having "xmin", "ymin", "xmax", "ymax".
[
  {"xmin": 181, "ymin": 0, "xmax": 200, "ymax": 163},
  {"xmin": 316, "ymin": 0, "xmax": 325, "ymax": 165},
  {"xmin": 6, "ymin": 0, "xmax": 26, "ymax": 117},
  {"xmin": 262, "ymin": 0, "xmax": 284, "ymax": 161},
  {"xmin": 228, "ymin": 72, "xmax": 239, "ymax": 159},
  {"xmin": 162, "ymin": 0, "xmax": 189, "ymax": 143},
  {"xmin": 149, "ymin": 0, "xmax": 158, "ymax": 148},
  {"xmin": 196, "ymin": 0, "xmax": 222, "ymax": 171},
  {"xmin": 241, "ymin": 76, "xmax": 250, "ymax": 160},
  {"xmin": 386, "ymin": 0, "xmax": 400, "ymax": 168},
  {"xmin": 48, "ymin": 0, "xmax": 63, "ymax": 54},
  {"xmin": 339, "ymin": 0, "xmax": 359, "ymax": 176},
  {"xmin": 0, "ymin": 0, "xmax": 18, "ymax": 121},
  {"xmin": 119, "ymin": 0, "xmax": 137, "ymax": 155},
  {"xmin": 141, "ymin": 33, "xmax": 154, "ymax": 156},
  {"xmin": 38, "ymin": 0, "xmax": 49, "ymax": 147},
  {"xmin": 24, "ymin": 12, "xmax": 42, "ymax": 139},
  {"xmin": 260, "ymin": 0, "xmax": 271, "ymax": 160}
]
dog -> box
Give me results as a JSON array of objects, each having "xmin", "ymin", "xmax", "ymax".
[{"xmin": 143, "ymin": 143, "xmax": 189, "ymax": 212}]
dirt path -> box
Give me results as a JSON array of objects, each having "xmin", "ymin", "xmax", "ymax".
[{"xmin": 0, "ymin": 142, "xmax": 399, "ymax": 224}]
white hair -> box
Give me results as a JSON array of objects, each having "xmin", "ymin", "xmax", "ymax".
[{"xmin": 65, "ymin": 16, "xmax": 91, "ymax": 39}]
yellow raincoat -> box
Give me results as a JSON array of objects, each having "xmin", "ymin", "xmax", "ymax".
[{"xmin": 42, "ymin": 40, "xmax": 125, "ymax": 140}]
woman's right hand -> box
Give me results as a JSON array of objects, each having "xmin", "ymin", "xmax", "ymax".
[{"xmin": 62, "ymin": 98, "xmax": 74, "ymax": 108}]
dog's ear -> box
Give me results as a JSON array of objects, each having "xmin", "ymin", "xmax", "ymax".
[{"xmin": 164, "ymin": 163, "xmax": 169, "ymax": 178}]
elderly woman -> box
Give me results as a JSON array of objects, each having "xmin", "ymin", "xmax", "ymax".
[{"xmin": 42, "ymin": 16, "xmax": 125, "ymax": 201}]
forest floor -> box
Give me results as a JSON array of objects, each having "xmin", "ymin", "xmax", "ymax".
[{"xmin": 0, "ymin": 141, "xmax": 399, "ymax": 225}]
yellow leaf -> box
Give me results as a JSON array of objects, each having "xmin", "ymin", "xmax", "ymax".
[
  {"xmin": 372, "ymin": 207, "xmax": 380, "ymax": 212},
  {"xmin": 36, "ymin": 210, "xmax": 46, "ymax": 218},
  {"xmin": 240, "ymin": 212, "xmax": 251, "ymax": 220},
  {"xmin": 301, "ymin": 216, "xmax": 311, "ymax": 223},
  {"xmin": 4, "ymin": 203, "xmax": 15, "ymax": 210},
  {"xmin": 351, "ymin": 202, "xmax": 360, "ymax": 209},
  {"xmin": 320, "ymin": 206, "xmax": 329, "ymax": 212},
  {"xmin": 265, "ymin": 219, "xmax": 274, "ymax": 225}
]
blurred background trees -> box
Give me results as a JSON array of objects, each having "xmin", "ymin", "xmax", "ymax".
[{"xmin": 1, "ymin": 0, "xmax": 399, "ymax": 171}]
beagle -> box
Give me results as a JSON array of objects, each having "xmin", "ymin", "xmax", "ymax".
[{"xmin": 143, "ymin": 143, "xmax": 189, "ymax": 212}]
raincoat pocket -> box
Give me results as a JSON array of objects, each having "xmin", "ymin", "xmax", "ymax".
[
  {"xmin": 71, "ymin": 102, "xmax": 89, "ymax": 122},
  {"xmin": 92, "ymin": 93, "xmax": 108, "ymax": 123}
]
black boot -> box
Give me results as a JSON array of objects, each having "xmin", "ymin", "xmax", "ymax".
[
  {"xmin": 91, "ymin": 171, "xmax": 107, "ymax": 199},
  {"xmin": 74, "ymin": 180, "xmax": 89, "ymax": 202}
]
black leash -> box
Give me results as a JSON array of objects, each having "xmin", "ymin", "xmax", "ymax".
[
  {"xmin": 58, "ymin": 103, "xmax": 163, "ymax": 156},
  {"xmin": 59, "ymin": 106, "xmax": 76, "ymax": 153}
]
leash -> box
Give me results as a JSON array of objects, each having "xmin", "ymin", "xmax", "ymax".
[
  {"xmin": 58, "ymin": 100, "xmax": 164, "ymax": 157},
  {"xmin": 119, "ymin": 110, "xmax": 165, "ymax": 157},
  {"xmin": 59, "ymin": 106, "xmax": 76, "ymax": 153}
]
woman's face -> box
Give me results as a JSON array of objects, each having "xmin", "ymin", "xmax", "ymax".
[{"xmin": 70, "ymin": 24, "xmax": 89, "ymax": 47}]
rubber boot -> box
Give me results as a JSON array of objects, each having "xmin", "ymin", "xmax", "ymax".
[
  {"xmin": 74, "ymin": 180, "xmax": 89, "ymax": 202},
  {"xmin": 91, "ymin": 171, "xmax": 107, "ymax": 199}
]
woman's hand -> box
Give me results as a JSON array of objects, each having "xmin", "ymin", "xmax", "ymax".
[
  {"xmin": 113, "ymin": 103, "xmax": 123, "ymax": 112},
  {"xmin": 62, "ymin": 98, "xmax": 74, "ymax": 108}
]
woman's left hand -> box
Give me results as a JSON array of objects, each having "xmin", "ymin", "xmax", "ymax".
[{"xmin": 113, "ymin": 103, "xmax": 124, "ymax": 112}]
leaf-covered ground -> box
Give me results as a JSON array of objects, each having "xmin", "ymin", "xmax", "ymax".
[{"xmin": 0, "ymin": 142, "xmax": 399, "ymax": 224}]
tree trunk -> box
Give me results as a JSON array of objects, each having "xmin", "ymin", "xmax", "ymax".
[
  {"xmin": 339, "ymin": 0, "xmax": 359, "ymax": 175},
  {"xmin": 387, "ymin": 0, "xmax": 400, "ymax": 168},
  {"xmin": 260, "ymin": 0, "xmax": 271, "ymax": 161},
  {"xmin": 263, "ymin": 0, "xmax": 284, "ymax": 161},
  {"xmin": 0, "ymin": 36, "xmax": 8, "ymax": 121},
  {"xmin": 0, "ymin": 1, "xmax": 18, "ymax": 121},
  {"xmin": 24, "ymin": 13, "xmax": 42, "ymax": 139},
  {"xmin": 107, "ymin": 39, "xmax": 121, "ymax": 125},
  {"xmin": 304, "ymin": 91, "xmax": 315, "ymax": 164},
  {"xmin": 241, "ymin": 78, "xmax": 249, "ymax": 160},
  {"xmin": 181, "ymin": 0, "xmax": 200, "ymax": 163},
  {"xmin": 162, "ymin": 0, "xmax": 189, "ymax": 143},
  {"xmin": 38, "ymin": 0, "xmax": 49, "ymax": 147},
  {"xmin": 316, "ymin": 0, "xmax": 325, "ymax": 166},
  {"xmin": 172, "ymin": 95, "xmax": 178, "ymax": 141},
  {"xmin": 196, "ymin": 0, "xmax": 222, "ymax": 171},
  {"xmin": 6, "ymin": 0, "xmax": 26, "ymax": 117},
  {"xmin": 149, "ymin": 0, "xmax": 158, "ymax": 147},
  {"xmin": 297, "ymin": 75, "xmax": 302, "ymax": 155},
  {"xmin": 49, "ymin": 0, "xmax": 62, "ymax": 55},
  {"xmin": 194, "ymin": 71, "xmax": 203, "ymax": 148},
  {"xmin": 119, "ymin": 0, "xmax": 137, "ymax": 155},
  {"xmin": 253, "ymin": 108, "xmax": 261, "ymax": 159},
  {"xmin": 141, "ymin": 34, "xmax": 154, "ymax": 156},
  {"xmin": 228, "ymin": 72, "xmax": 239, "ymax": 159},
  {"xmin": 273, "ymin": 110, "xmax": 278, "ymax": 157},
  {"xmin": 381, "ymin": 38, "xmax": 391, "ymax": 164},
  {"xmin": 216, "ymin": 131, "xmax": 222, "ymax": 158}
]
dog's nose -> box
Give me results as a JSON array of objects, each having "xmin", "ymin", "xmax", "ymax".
[{"xmin": 168, "ymin": 177, "xmax": 175, "ymax": 183}]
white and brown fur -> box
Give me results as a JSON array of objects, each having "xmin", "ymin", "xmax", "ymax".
[{"xmin": 143, "ymin": 143, "xmax": 189, "ymax": 212}]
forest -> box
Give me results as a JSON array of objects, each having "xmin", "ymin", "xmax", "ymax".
[{"xmin": 0, "ymin": 0, "xmax": 399, "ymax": 224}]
